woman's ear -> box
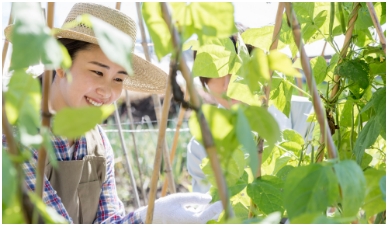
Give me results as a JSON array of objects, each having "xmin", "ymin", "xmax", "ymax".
[{"xmin": 55, "ymin": 68, "xmax": 65, "ymax": 78}]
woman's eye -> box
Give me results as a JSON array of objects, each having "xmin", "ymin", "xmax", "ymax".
[
  {"xmin": 92, "ymin": 70, "xmax": 103, "ymax": 76},
  {"xmin": 114, "ymin": 78, "xmax": 123, "ymax": 82}
]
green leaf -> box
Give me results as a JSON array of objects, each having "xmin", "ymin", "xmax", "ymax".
[
  {"xmin": 247, "ymin": 175, "xmax": 284, "ymax": 215},
  {"xmin": 310, "ymin": 56, "xmax": 327, "ymax": 85},
  {"xmin": 284, "ymin": 164, "xmax": 340, "ymax": 219},
  {"xmin": 363, "ymin": 168, "xmax": 386, "ymax": 219},
  {"xmin": 335, "ymin": 59, "xmax": 370, "ymax": 99},
  {"xmin": 10, "ymin": 2, "xmax": 62, "ymax": 70},
  {"xmin": 354, "ymin": 117, "xmax": 381, "ymax": 165},
  {"xmin": 5, "ymin": 70, "xmax": 41, "ymax": 125},
  {"xmin": 273, "ymin": 156, "xmax": 291, "ymax": 175},
  {"xmin": 355, "ymin": 3, "xmax": 374, "ymax": 30},
  {"xmin": 142, "ymin": 2, "xmax": 173, "ymax": 60},
  {"xmin": 282, "ymin": 129, "xmax": 305, "ymax": 145},
  {"xmin": 269, "ymin": 75, "xmax": 294, "ymax": 116},
  {"xmin": 41, "ymin": 127, "xmax": 57, "ymax": 168},
  {"xmin": 2, "ymin": 194, "xmax": 25, "ymax": 223},
  {"xmin": 80, "ymin": 15, "xmax": 134, "ymax": 75},
  {"xmin": 276, "ymin": 165, "xmax": 295, "ymax": 182},
  {"xmin": 268, "ymin": 50, "xmax": 301, "ymax": 77},
  {"xmin": 333, "ymin": 160, "xmax": 366, "ymax": 217},
  {"xmin": 380, "ymin": 176, "xmax": 386, "ymax": 201},
  {"xmin": 353, "ymin": 28, "xmax": 374, "ymax": 47},
  {"xmin": 235, "ymin": 108, "xmax": 258, "ymax": 175},
  {"xmin": 339, "ymin": 98, "xmax": 355, "ymax": 127},
  {"xmin": 360, "ymin": 87, "xmax": 385, "ymax": 114},
  {"xmin": 279, "ymin": 141, "xmax": 302, "ymax": 155},
  {"xmin": 28, "ymin": 192, "xmax": 68, "ymax": 223},
  {"xmin": 243, "ymin": 105, "xmax": 281, "ymax": 149},
  {"xmin": 52, "ymin": 105, "xmax": 114, "ymax": 139},
  {"xmin": 192, "ymin": 38, "xmax": 237, "ymax": 78},
  {"xmin": 226, "ymin": 74, "xmax": 261, "ymax": 107},
  {"xmin": 2, "ymin": 150, "xmax": 17, "ymax": 207},
  {"xmin": 369, "ymin": 61, "xmax": 386, "ymax": 77},
  {"xmin": 242, "ymin": 26, "xmax": 286, "ymax": 52}
]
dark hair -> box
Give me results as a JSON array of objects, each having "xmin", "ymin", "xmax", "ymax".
[
  {"xmin": 194, "ymin": 23, "xmax": 255, "ymax": 89},
  {"xmin": 39, "ymin": 39, "xmax": 93, "ymax": 85}
]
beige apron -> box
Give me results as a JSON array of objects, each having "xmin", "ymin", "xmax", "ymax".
[{"xmin": 45, "ymin": 126, "xmax": 107, "ymax": 224}]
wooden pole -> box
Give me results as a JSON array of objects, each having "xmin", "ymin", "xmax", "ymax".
[
  {"xmin": 285, "ymin": 2, "xmax": 338, "ymax": 160},
  {"xmin": 113, "ymin": 101, "xmax": 141, "ymax": 208},
  {"xmin": 158, "ymin": 2, "xmax": 234, "ymax": 220},
  {"xmin": 2, "ymin": 4, "xmax": 13, "ymax": 74},
  {"xmin": 136, "ymin": 2, "xmax": 176, "ymax": 195},
  {"xmin": 124, "ymin": 91, "xmax": 147, "ymax": 205},
  {"xmin": 366, "ymin": 2, "xmax": 386, "ymax": 54}
]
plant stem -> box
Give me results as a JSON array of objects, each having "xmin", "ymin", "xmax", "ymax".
[
  {"xmin": 329, "ymin": 2, "xmax": 335, "ymax": 42},
  {"xmin": 350, "ymin": 103, "xmax": 354, "ymax": 151},
  {"xmin": 2, "ymin": 4, "xmax": 12, "ymax": 74},
  {"xmin": 285, "ymin": 3, "xmax": 338, "ymax": 160},
  {"xmin": 366, "ymin": 2, "xmax": 386, "ymax": 54},
  {"xmin": 335, "ymin": 106, "xmax": 341, "ymax": 149},
  {"xmin": 283, "ymin": 76, "xmax": 311, "ymax": 98}
]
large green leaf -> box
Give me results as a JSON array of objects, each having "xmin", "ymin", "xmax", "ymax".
[
  {"xmin": 363, "ymin": 169, "xmax": 386, "ymax": 219},
  {"xmin": 276, "ymin": 165, "xmax": 295, "ymax": 182},
  {"xmin": 339, "ymin": 98, "xmax": 355, "ymax": 128},
  {"xmin": 353, "ymin": 117, "xmax": 381, "ymax": 165},
  {"xmin": 240, "ymin": 48, "xmax": 269, "ymax": 95},
  {"xmin": 273, "ymin": 156, "xmax": 291, "ymax": 175},
  {"xmin": 284, "ymin": 164, "xmax": 340, "ymax": 219},
  {"xmin": 192, "ymin": 38, "xmax": 237, "ymax": 78},
  {"xmin": 243, "ymin": 106, "xmax": 281, "ymax": 149},
  {"xmin": 310, "ymin": 56, "xmax": 327, "ymax": 85},
  {"xmin": 142, "ymin": 2, "xmax": 173, "ymax": 60},
  {"xmin": 282, "ymin": 129, "xmax": 305, "ymax": 145},
  {"xmin": 226, "ymin": 74, "xmax": 261, "ymax": 106},
  {"xmin": 380, "ymin": 176, "xmax": 386, "ymax": 201},
  {"xmin": 10, "ymin": 2, "xmax": 62, "ymax": 70},
  {"xmin": 235, "ymin": 108, "xmax": 258, "ymax": 175},
  {"xmin": 52, "ymin": 105, "xmax": 114, "ymax": 139},
  {"xmin": 2, "ymin": 150, "xmax": 17, "ymax": 207},
  {"xmin": 268, "ymin": 50, "xmax": 301, "ymax": 77},
  {"xmin": 369, "ymin": 61, "xmax": 386, "ymax": 77},
  {"xmin": 333, "ymin": 160, "xmax": 366, "ymax": 217},
  {"xmin": 5, "ymin": 70, "xmax": 41, "ymax": 126},
  {"xmin": 269, "ymin": 75, "xmax": 294, "ymax": 116},
  {"xmin": 247, "ymin": 175, "xmax": 284, "ymax": 215},
  {"xmin": 241, "ymin": 26, "xmax": 287, "ymax": 52}
]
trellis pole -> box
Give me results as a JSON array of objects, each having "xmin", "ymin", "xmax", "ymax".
[
  {"xmin": 366, "ymin": 2, "xmax": 386, "ymax": 54},
  {"xmin": 284, "ymin": 2, "xmax": 338, "ymax": 160},
  {"xmin": 2, "ymin": 4, "xmax": 12, "ymax": 73},
  {"xmin": 135, "ymin": 2, "xmax": 176, "ymax": 195}
]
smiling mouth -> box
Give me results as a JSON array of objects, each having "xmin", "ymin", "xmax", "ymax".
[{"xmin": 86, "ymin": 96, "xmax": 103, "ymax": 107}]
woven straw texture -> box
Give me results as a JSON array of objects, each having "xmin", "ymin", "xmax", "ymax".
[{"xmin": 4, "ymin": 3, "xmax": 167, "ymax": 94}]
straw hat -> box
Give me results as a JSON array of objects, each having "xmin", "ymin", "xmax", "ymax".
[{"xmin": 4, "ymin": 3, "xmax": 167, "ymax": 94}]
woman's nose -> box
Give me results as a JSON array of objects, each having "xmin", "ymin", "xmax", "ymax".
[{"xmin": 96, "ymin": 85, "xmax": 111, "ymax": 99}]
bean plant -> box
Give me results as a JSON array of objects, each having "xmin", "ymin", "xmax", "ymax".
[{"xmin": 2, "ymin": 2, "xmax": 386, "ymax": 224}]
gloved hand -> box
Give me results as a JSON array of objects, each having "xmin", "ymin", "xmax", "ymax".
[{"xmin": 135, "ymin": 192, "xmax": 222, "ymax": 224}]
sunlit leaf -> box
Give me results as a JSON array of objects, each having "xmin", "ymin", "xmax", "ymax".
[
  {"xmin": 269, "ymin": 74, "xmax": 294, "ymax": 116},
  {"xmin": 335, "ymin": 59, "xmax": 369, "ymax": 99},
  {"xmin": 339, "ymin": 98, "xmax": 355, "ymax": 128},
  {"xmin": 41, "ymin": 127, "xmax": 57, "ymax": 168},
  {"xmin": 276, "ymin": 165, "xmax": 295, "ymax": 182},
  {"xmin": 2, "ymin": 150, "xmax": 17, "ymax": 207},
  {"xmin": 284, "ymin": 164, "xmax": 340, "ymax": 219},
  {"xmin": 2, "ymin": 194, "xmax": 25, "ymax": 224},
  {"xmin": 247, "ymin": 175, "xmax": 284, "ymax": 215},
  {"xmin": 363, "ymin": 168, "xmax": 386, "ymax": 219},
  {"xmin": 268, "ymin": 50, "xmax": 301, "ymax": 77},
  {"xmin": 379, "ymin": 176, "xmax": 386, "ymax": 201},
  {"xmin": 52, "ymin": 105, "xmax": 114, "ymax": 139},
  {"xmin": 282, "ymin": 129, "xmax": 305, "ymax": 145},
  {"xmin": 241, "ymin": 48, "xmax": 270, "ymax": 92},
  {"xmin": 5, "ymin": 70, "xmax": 41, "ymax": 125},
  {"xmin": 273, "ymin": 156, "xmax": 291, "ymax": 175},
  {"xmin": 192, "ymin": 38, "xmax": 237, "ymax": 78},
  {"xmin": 333, "ymin": 160, "xmax": 366, "ymax": 217},
  {"xmin": 226, "ymin": 74, "xmax": 261, "ymax": 107},
  {"xmin": 10, "ymin": 2, "xmax": 62, "ymax": 70},
  {"xmin": 354, "ymin": 117, "xmax": 381, "ymax": 165},
  {"xmin": 310, "ymin": 56, "xmax": 327, "ymax": 85},
  {"xmin": 242, "ymin": 26, "xmax": 287, "ymax": 52}
]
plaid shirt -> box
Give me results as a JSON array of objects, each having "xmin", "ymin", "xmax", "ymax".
[{"xmin": 3, "ymin": 125, "xmax": 143, "ymax": 224}]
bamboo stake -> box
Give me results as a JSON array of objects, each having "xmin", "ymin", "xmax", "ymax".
[
  {"xmin": 161, "ymin": 89, "xmax": 188, "ymax": 197},
  {"xmin": 366, "ymin": 2, "xmax": 386, "ymax": 54},
  {"xmin": 2, "ymin": 4, "xmax": 13, "ymax": 74},
  {"xmin": 145, "ymin": 61, "xmax": 173, "ymax": 224},
  {"xmin": 115, "ymin": 1, "xmax": 147, "ymax": 206},
  {"xmin": 329, "ymin": 3, "xmax": 361, "ymax": 101},
  {"xmin": 136, "ymin": 2, "xmax": 176, "ymax": 195},
  {"xmin": 36, "ymin": 2, "xmax": 55, "ymax": 200},
  {"xmin": 124, "ymin": 91, "xmax": 147, "ymax": 205},
  {"xmin": 158, "ymin": 2, "xmax": 234, "ymax": 220},
  {"xmin": 113, "ymin": 101, "xmax": 141, "ymax": 208},
  {"xmin": 249, "ymin": 2, "xmax": 284, "ymax": 219},
  {"xmin": 285, "ymin": 3, "xmax": 338, "ymax": 160}
]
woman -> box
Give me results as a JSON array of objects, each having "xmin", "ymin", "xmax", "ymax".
[{"xmin": 3, "ymin": 3, "xmax": 221, "ymax": 224}]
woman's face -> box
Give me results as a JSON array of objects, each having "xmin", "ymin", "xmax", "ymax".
[
  {"xmin": 206, "ymin": 74, "xmax": 240, "ymax": 109},
  {"xmin": 51, "ymin": 44, "xmax": 126, "ymax": 112}
]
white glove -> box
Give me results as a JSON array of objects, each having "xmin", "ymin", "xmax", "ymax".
[{"xmin": 135, "ymin": 192, "xmax": 222, "ymax": 224}]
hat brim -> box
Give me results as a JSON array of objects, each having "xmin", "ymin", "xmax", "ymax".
[{"xmin": 4, "ymin": 25, "xmax": 167, "ymax": 94}]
